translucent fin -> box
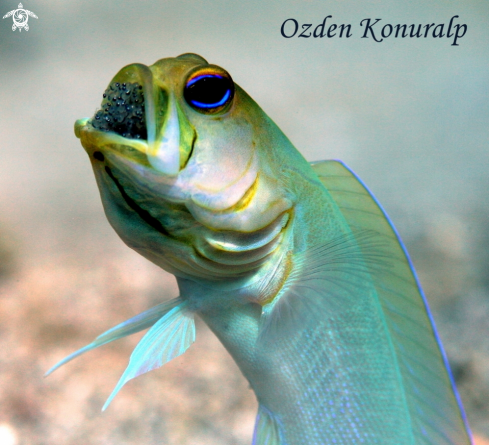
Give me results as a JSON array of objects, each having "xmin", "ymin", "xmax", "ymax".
[
  {"xmin": 260, "ymin": 229, "xmax": 390, "ymax": 342},
  {"xmin": 45, "ymin": 298, "xmax": 182, "ymax": 376},
  {"xmin": 102, "ymin": 301, "xmax": 195, "ymax": 410},
  {"xmin": 310, "ymin": 160, "xmax": 472, "ymax": 444},
  {"xmin": 252, "ymin": 404, "xmax": 284, "ymax": 445}
]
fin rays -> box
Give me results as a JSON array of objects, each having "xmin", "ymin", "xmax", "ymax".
[
  {"xmin": 45, "ymin": 297, "xmax": 196, "ymax": 411},
  {"xmin": 252, "ymin": 405, "xmax": 284, "ymax": 445},
  {"xmin": 45, "ymin": 298, "xmax": 182, "ymax": 376},
  {"xmin": 260, "ymin": 228, "xmax": 391, "ymax": 341},
  {"xmin": 102, "ymin": 302, "xmax": 195, "ymax": 410},
  {"xmin": 309, "ymin": 160, "xmax": 471, "ymax": 444}
]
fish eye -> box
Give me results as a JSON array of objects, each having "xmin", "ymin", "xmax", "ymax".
[{"xmin": 184, "ymin": 69, "xmax": 234, "ymax": 114}]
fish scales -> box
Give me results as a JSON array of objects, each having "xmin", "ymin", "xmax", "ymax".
[
  {"xmin": 46, "ymin": 53, "xmax": 472, "ymax": 445},
  {"xmin": 216, "ymin": 302, "xmax": 412, "ymax": 443}
]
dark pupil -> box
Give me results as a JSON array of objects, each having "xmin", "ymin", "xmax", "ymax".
[{"xmin": 184, "ymin": 76, "xmax": 232, "ymax": 109}]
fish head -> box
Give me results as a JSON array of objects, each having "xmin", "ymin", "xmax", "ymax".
[{"xmin": 75, "ymin": 54, "xmax": 303, "ymax": 285}]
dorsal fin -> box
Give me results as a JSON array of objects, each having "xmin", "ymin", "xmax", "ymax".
[{"xmin": 310, "ymin": 160, "xmax": 472, "ymax": 445}]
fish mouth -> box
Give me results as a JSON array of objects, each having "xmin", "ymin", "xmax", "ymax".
[
  {"xmin": 76, "ymin": 61, "xmax": 198, "ymax": 176},
  {"xmin": 76, "ymin": 116, "xmax": 198, "ymax": 175}
]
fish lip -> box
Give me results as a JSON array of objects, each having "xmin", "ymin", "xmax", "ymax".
[
  {"xmin": 78, "ymin": 120, "xmax": 151, "ymax": 165},
  {"xmin": 77, "ymin": 118, "xmax": 198, "ymax": 175}
]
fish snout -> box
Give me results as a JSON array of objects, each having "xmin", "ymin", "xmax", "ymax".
[{"xmin": 74, "ymin": 63, "xmax": 195, "ymax": 176}]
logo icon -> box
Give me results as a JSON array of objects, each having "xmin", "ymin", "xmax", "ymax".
[{"xmin": 3, "ymin": 3, "xmax": 37, "ymax": 32}]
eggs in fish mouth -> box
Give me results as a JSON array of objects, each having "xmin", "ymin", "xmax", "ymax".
[
  {"xmin": 91, "ymin": 81, "xmax": 147, "ymax": 140},
  {"xmin": 88, "ymin": 64, "xmax": 235, "ymax": 139},
  {"xmin": 74, "ymin": 53, "xmax": 294, "ymax": 287},
  {"xmin": 75, "ymin": 54, "xmax": 270, "ymax": 216}
]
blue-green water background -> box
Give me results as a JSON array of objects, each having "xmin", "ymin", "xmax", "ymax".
[{"xmin": 0, "ymin": 1, "xmax": 488, "ymax": 444}]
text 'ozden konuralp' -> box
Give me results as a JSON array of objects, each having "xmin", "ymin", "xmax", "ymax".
[{"xmin": 280, "ymin": 16, "xmax": 467, "ymax": 46}]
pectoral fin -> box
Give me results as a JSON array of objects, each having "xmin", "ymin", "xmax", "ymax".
[
  {"xmin": 252, "ymin": 405, "xmax": 284, "ymax": 445},
  {"xmin": 260, "ymin": 229, "xmax": 390, "ymax": 341},
  {"xmin": 102, "ymin": 301, "xmax": 195, "ymax": 410},
  {"xmin": 45, "ymin": 298, "xmax": 182, "ymax": 376}
]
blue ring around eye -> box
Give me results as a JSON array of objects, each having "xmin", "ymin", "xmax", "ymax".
[
  {"xmin": 186, "ymin": 74, "xmax": 223, "ymax": 87},
  {"xmin": 190, "ymin": 88, "xmax": 231, "ymax": 109}
]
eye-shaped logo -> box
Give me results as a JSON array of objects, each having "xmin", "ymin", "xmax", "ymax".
[{"xmin": 3, "ymin": 3, "xmax": 38, "ymax": 32}]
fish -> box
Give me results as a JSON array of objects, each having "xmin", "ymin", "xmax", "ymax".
[{"xmin": 46, "ymin": 53, "xmax": 473, "ymax": 445}]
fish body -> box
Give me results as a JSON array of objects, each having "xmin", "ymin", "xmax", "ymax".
[{"xmin": 48, "ymin": 54, "xmax": 472, "ymax": 444}]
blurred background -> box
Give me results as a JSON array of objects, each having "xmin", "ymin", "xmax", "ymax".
[{"xmin": 0, "ymin": 0, "xmax": 488, "ymax": 444}]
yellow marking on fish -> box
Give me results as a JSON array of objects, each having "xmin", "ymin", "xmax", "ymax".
[{"xmin": 259, "ymin": 251, "xmax": 295, "ymax": 306}]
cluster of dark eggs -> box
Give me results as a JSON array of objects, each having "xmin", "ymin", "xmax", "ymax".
[{"xmin": 91, "ymin": 82, "xmax": 147, "ymax": 140}]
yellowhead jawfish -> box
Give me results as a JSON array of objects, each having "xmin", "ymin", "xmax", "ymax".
[{"xmin": 47, "ymin": 53, "xmax": 472, "ymax": 445}]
